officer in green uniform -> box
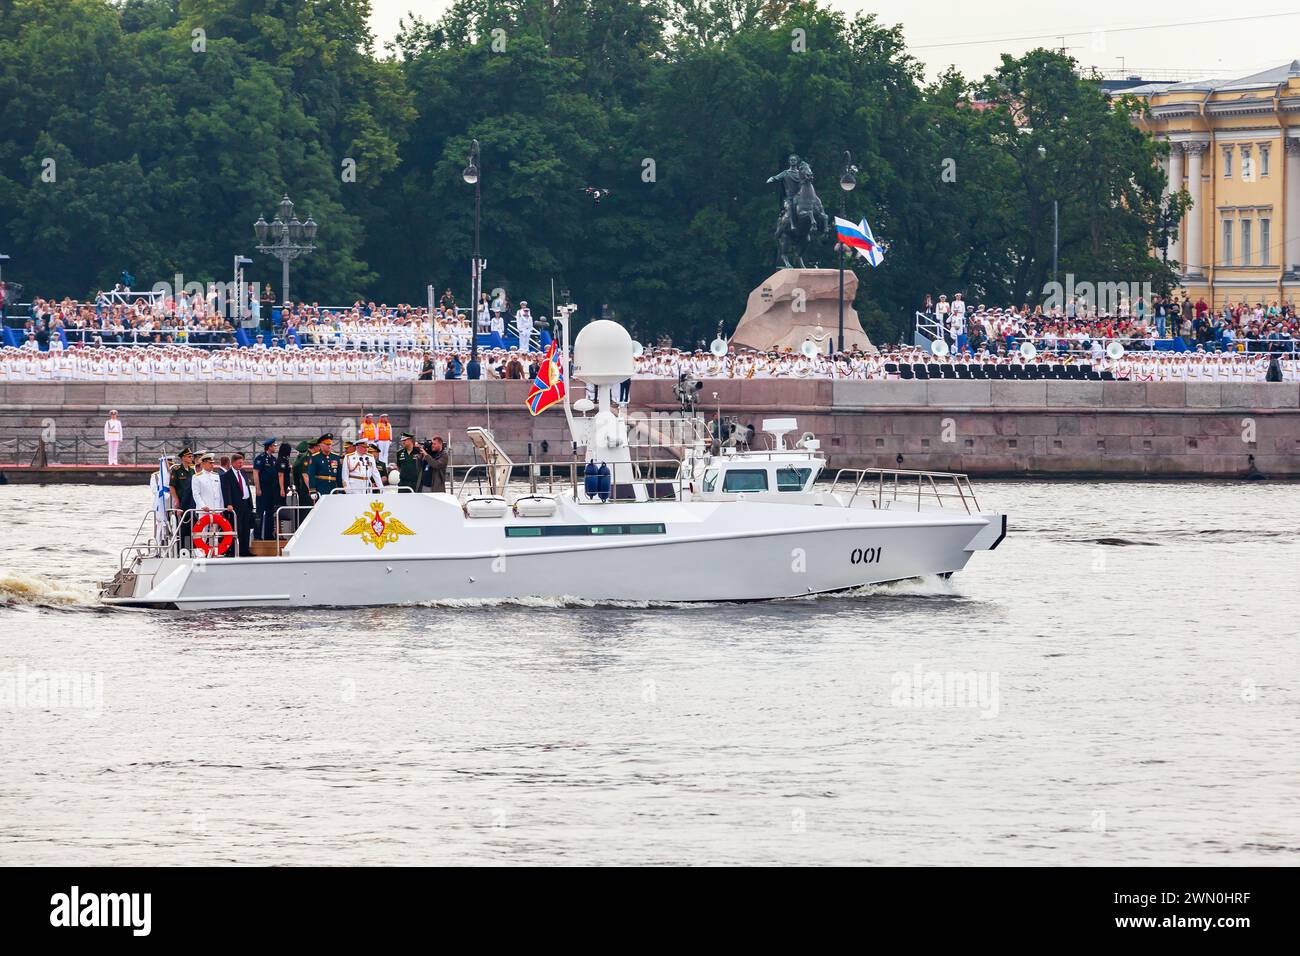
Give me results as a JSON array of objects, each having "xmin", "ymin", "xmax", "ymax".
[
  {"xmin": 168, "ymin": 447, "xmax": 196, "ymax": 550},
  {"xmin": 306, "ymin": 433, "xmax": 342, "ymax": 501},
  {"xmin": 393, "ymin": 432, "xmax": 424, "ymax": 492}
]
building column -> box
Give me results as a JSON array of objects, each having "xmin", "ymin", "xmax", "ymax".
[
  {"xmin": 1287, "ymin": 137, "xmax": 1300, "ymax": 277},
  {"xmin": 1183, "ymin": 142, "xmax": 1207, "ymax": 276},
  {"xmin": 1167, "ymin": 142, "xmax": 1184, "ymax": 269}
]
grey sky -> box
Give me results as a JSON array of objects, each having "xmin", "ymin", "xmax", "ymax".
[{"xmin": 367, "ymin": 0, "xmax": 1300, "ymax": 82}]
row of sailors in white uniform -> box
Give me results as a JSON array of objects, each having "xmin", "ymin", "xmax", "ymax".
[
  {"xmin": 290, "ymin": 320, "xmax": 473, "ymax": 350},
  {"xmin": 2, "ymin": 345, "xmax": 1296, "ymax": 382},
  {"xmin": 0, "ymin": 347, "xmax": 431, "ymax": 381},
  {"xmin": 635, "ymin": 351, "xmax": 1298, "ymax": 381},
  {"xmin": 290, "ymin": 315, "xmax": 534, "ymax": 351},
  {"xmin": 877, "ymin": 349, "xmax": 1296, "ymax": 382}
]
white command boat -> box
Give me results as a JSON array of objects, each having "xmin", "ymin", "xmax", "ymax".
[{"xmin": 100, "ymin": 320, "xmax": 1006, "ymax": 609}]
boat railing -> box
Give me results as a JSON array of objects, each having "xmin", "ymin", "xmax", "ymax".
[
  {"xmin": 119, "ymin": 507, "xmax": 242, "ymax": 566},
  {"xmin": 118, "ymin": 508, "xmax": 167, "ymax": 569},
  {"xmin": 456, "ymin": 461, "xmax": 579, "ymax": 499},
  {"xmin": 325, "ymin": 485, "xmax": 415, "ymax": 494},
  {"xmin": 272, "ymin": 504, "xmax": 314, "ymax": 555},
  {"xmin": 454, "ymin": 458, "xmax": 688, "ymax": 504},
  {"xmin": 830, "ymin": 467, "xmax": 981, "ymax": 514},
  {"xmin": 717, "ymin": 449, "xmax": 825, "ymax": 463},
  {"xmin": 580, "ymin": 458, "xmax": 688, "ymax": 504}
]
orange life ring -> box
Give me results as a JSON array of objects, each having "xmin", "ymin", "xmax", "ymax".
[{"xmin": 192, "ymin": 512, "xmax": 234, "ymax": 556}]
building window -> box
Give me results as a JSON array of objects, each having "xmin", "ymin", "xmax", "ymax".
[
  {"xmin": 1241, "ymin": 146, "xmax": 1254, "ymax": 181},
  {"xmin": 1261, "ymin": 218, "xmax": 1271, "ymax": 265},
  {"xmin": 1242, "ymin": 219, "xmax": 1252, "ymax": 265},
  {"xmin": 1223, "ymin": 219, "xmax": 1234, "ymax": 265},
  {"xmin": 1222, "ymin": 147, "xmax": 1233, "ymax": 178},
  {"xmin": 1260, "ymin": 145, "xmax": 1271, "ymax": 177}
]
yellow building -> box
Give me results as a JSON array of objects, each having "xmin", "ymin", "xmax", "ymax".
[{"xmin": 1130, "ymin": 61, "xmax": 1300, "ymax": 307}]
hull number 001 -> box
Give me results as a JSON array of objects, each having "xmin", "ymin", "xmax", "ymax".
[{"xmin": 850, "ymin": 547, "xmax": 882, "ymax": 565}]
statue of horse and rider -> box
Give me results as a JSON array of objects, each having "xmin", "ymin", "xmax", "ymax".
[{"xmin": 767, "ymin": 154, "xmax": 829, "ymax": 269}]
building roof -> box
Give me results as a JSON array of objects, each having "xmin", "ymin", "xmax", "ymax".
[{"xmin": 1131, "ymin": 59, "xmax": 1300, "ymax": 97}]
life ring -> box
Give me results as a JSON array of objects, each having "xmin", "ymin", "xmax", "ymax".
[{"xmin": 192, "ymin": 512, "xmax": 233, "ymax": 556}]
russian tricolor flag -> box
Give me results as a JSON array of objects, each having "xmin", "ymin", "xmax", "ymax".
[{"xmin": 834, "ymin": 217, "xmax": 884, "ymax": 267}]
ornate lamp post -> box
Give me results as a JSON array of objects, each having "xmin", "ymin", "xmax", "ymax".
[
  {"xmin": 836, "ymin": 150, "xmax": 859, "ymax": 354},
  {"xmin": 463, "ymin": 139, "xmax": 482, "ymax": 363},
  {"xmin": 1036, "ymin": 145, "xmax": 1059, "ymax": 287},
  {"xmin": 253, "ymin": 194, "xmax": 317, "ymax": 306}
]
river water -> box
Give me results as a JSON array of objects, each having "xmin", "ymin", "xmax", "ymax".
[{"xmin": 0, "ymin": 480, "xmax": 1296, "ymax": 866}]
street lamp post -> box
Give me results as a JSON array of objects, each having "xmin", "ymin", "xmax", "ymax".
[
  {"xmin": 233, "ymin": 255, "xmax": 253, "ymax": 327},
  {"xmin": 837, "ymin": 151, "xmax": 859, "ymax": 354},
  {"xmin": 1157, "ymin": 201, "xmax": 1173, "ymax": 299},
  {"xmin": 463, "ymin": 139, "xmax": 482, "ymax": 364},
  {"xmin": 1036, "ymin": 145, "xmax": 1058, "ymax": 287},
  {"xmin": 253, "ymin": 194, "xmax": 317, "ymax": 307}
]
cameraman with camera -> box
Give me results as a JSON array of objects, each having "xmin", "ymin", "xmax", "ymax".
[
  {"xmin": 420, "ymin": 435, "xmax": 450, "ymax": 494},
  {"xmin": 393, "ymin": 432, "xmax": 450, "ymax": 493}
]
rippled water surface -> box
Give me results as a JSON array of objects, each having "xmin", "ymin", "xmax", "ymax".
[{"xmin": 1, "ymin": 480, "xmax": 1297, "ymax": 865}]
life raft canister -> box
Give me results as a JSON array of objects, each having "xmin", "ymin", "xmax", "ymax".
[{"xmin": 192, "ymin": 512, "xmax": 234, "ymax": 556}]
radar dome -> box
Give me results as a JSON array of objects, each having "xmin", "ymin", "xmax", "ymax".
[{"xmin": 573, "ymin": 320, "xmax": 635, "ymax": 384}]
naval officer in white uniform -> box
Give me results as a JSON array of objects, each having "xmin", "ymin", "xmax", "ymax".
[
  {"xmin": 103, "ymin": 409, "xmax": 124, "ymax": 465},
  {"xmin": 191, "ymin": 453, "xmax": 226, "ymax": 512}
]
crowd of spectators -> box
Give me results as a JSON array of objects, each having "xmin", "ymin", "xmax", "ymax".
[
  {"xmin": 4, "ymin": 285, "xmax": 555, "ymax": 353},
  {"xmin": 921, "ymin": 292, "xmax": 1298, "ymax": 354}
]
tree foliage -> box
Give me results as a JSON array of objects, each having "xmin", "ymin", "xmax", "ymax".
[{"xmin": 0, "ymin": 0, "xmax": 1174, "ymax": 343}]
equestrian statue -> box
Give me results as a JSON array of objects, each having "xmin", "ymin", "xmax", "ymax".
[{"xmin": 767, "ymin": 154, "xmax": 829, "ymax": 269}]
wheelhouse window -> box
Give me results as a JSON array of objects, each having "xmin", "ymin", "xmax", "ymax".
[
  {"xmin": 702, "ymin": 469, "xmax": 718, "ymax": 493},
  {"xmin": 721, "ymin": 469, "xmax": 769, "ymax": 493},
  {"xmin": 776, "ymin": 467, "xmax": 813, "ymax": 492}
]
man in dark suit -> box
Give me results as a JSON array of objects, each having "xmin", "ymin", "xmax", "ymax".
[{"xmin": 220, "ymin": 451, "xmax": 256, "ymax": 557}]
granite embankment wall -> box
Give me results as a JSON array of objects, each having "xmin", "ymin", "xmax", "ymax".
[{"xmin": 1, "ymin": 379, "xmax": 1298, "ymax": 477}]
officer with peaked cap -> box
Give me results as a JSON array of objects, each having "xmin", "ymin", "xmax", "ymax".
[
  {"xmin": 169, "ymin": 447, "xmax": 196, "ymax": 551},
  {"xmin": 394, "ymin": 431, "xmax": 425, "ymax": 492},
  {"xmin": 306, "ymin": 433, "xmax": 341, "ymax": 501},
  {"xmin": 253, "ymin": 437, "xmax": 282, "ymax": 539}
]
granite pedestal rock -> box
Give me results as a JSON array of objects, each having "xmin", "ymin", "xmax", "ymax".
[{"xmin": 734, "ymin": 268, "xmax": 876, "ymax": 354}]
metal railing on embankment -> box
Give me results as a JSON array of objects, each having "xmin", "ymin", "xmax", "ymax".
[{"xmin": 0, "ymin": 436, "xmax": 282, "ymax": 466}]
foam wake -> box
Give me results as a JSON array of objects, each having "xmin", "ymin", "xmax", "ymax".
[
  {"xmin": 0, "ymin": 571, "xmax": 97, "ymax": 608},
  {"xmin": 412, "ymin": 575, "xmax": 959, "ymax": 609}
]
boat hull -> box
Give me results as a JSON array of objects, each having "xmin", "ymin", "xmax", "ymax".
[{"xmin": 105, "ymin": 510, "xmax": 1005, "ymax": 609}]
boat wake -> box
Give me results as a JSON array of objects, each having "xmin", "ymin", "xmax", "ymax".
[
  {"xmin": 0, "ymin": 571, "xmax": 98, "ymax": 609},
  {"xmin": 412, "ymin": 576, "xmax": 960, "ymax": 610}
]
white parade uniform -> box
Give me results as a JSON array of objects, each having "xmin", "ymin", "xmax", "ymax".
[
  {"xmin": 104, "ymin": 416, "xmax": 124, "ymax": 465},
  {"xmin": 516, "ymin": 308, "xmax": 534, "ymax": 352},
  {"xmin": 344, "ymin": 452, "xmax": 384, "ymax": 493},
  {"xmin": 191, "ymin": 469, "xmax": 225, "ymax": 512}
]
